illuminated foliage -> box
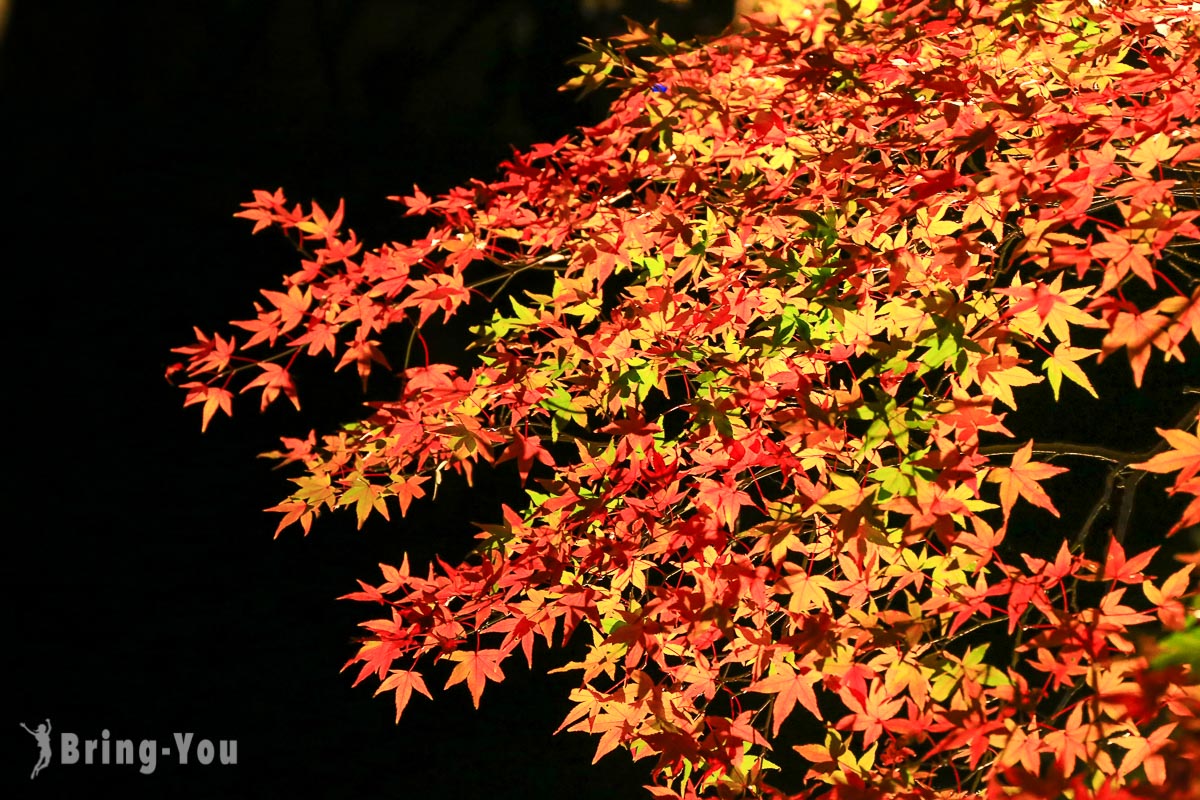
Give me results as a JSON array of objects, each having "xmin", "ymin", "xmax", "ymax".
[{"xmin": 171, "ymin": 0, "xmax": 1200, "ymax": 796}]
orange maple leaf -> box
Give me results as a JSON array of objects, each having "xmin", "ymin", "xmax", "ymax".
[
  {"xmin": 444, "ymin": 649, "xmax": 506, "ymax": 709},
  {"xmin": 986, "ymin": 440, "xmax": 1068, "ymax": 518},
  {"xmin": 375, "ymin": 669, "xmax": 433, "ymax": 722},
  {"xmin": 259, "ymin": 285, "xmax": 312, "ymax": 335},
  {"xmin": 400, "ymin": 273, "xmax": 472, "ymax": 326},
  {"xmin": 1097, "ymin": 298, "xmax": 1186, "ymax": 387},
  {"xmin": 1130, "ymin": 427, "xmax": 1200, "ymax": 484},
  {"xmin": 1132, "ymin": 426, "xmax": 1200, "ymax": 535},
  {"xmin": 295, "ymin": 198, "xmax": 346, "ymax": 242},
  {"xmin": 240, "ymin": 362, "xmax": 301, "ymax": 412},
  {"xmin": 180, "ymin": 383, "xmax": 234, "ymax": 432},
  {"xmin": 1113, "ymin": 722, "xmax": 1176, "ymax": 784},
  {"xmin": 747, "ymin": 660, "xmax": 823, "ymax": 736},
  {"xmin": 392, "ymin": 474, "xmax": 428, "ymax": 517}
]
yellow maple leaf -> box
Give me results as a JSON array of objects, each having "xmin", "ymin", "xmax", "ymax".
[{"xmin": 1043, "ymin": 344, "xmax": 1100, "ymax": 400}]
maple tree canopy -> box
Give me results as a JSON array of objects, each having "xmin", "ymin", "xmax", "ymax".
[{"xmin": 170, "ymin": 0, "xmax": 1200, "ymax": 797}]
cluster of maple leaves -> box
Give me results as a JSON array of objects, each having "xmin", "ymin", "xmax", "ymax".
[{"xmin": 170, "ymin": 0, "xmax": 1200, "ymax": 797}]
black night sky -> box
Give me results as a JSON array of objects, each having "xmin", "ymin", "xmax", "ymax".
[{"xmin": 4, "ymin": 2, "xmax": 1196, "ymax": 799}]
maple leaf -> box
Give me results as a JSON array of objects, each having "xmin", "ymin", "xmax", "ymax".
[
  {"xmin": 575, "ymin": 702, "xmax": 645, "ymax": 765},
  {"xmin": 1043, "ymin": 703, "xmax": 1095, "ymax": 777},
  {"xmin": 260, "ymin": 286, "xmax": 312, "ymax": 335},
  {"xmin": 1103, "ymin": 538, "xmax": 1159, "ymax": 585},
  {"xmin": 1144, "ymin": 563, "xmax": 1195, "ymax": 630},
  {"xmin": 1130, "ymin": 425, "xmax": 1200, "ymax": 535},
  {"xmin": 345, "ymin": 638, "xmax": 402, "ymax": 688},
  {"xmin": 233, "ymin": 206, "xmax": 276, "ymax": 234},
  {"xmin": 694, "ymin": 476, "xmax": 752, "ymax": 530},
  {"xmin": 375, "ymin": 669, "xmax": 433, "ymax": 722},
  {"xmin": 233, "ymin": 187, "xmax": 288, "ymax": 233},
  {"xmin": 976, "ymin": 358, "xmax": 1043, "ymax": 410},
  {"xmin": 998, "ymin": 274, "xmax": 1104, "ymax": 344},
  {"xmin": 180, "ymin": 382, "xmax": 233, "ymax": 432},
  {"xmin": 240, "ymin": 362, "xmax": 301, "ymax": 412},
  {"xmin": 1042, "ymin": 344, "xmax": 1099, "ymax": 400},
  {"xmin": 264, "ymin": 499, "xmax": 313, "ymax": 536},
  {"xmin": 400, "ymin": 273, "xmax": 472, "ymax": 326},
  {"xmin": 1130, "ymin": 427, "xmax": 1200, "ymax": 484},
  {"xmin": 1128, "ymin": 132, "xmax": 1182, "ymax": 175},
  {"xmin": 295, "ymin": 198, "xmax": 345, "ymax": 242},
  {"xmin": 444, "ymin": 649, "xmax": 506, "ymax": 709},
  {"xmin": 777, "ymin": 566, "xmax": 834, "ymax": 613},
  {"xmin": 841, "ymin": 681, "xmax": 905, "ymax": 748},
  {"xmin": 338, "ymin": 477, "xmax": 391, "ymax": 529},
  {"xmin": 229, "ymin": 303, "xmax": 282, "ymax": 349},
  {"xmin": 1028, "ymin": 647, "xmax": 1087, "ymax": 693},
  {"xmin": 335, "ymin": 339, "xmax": 390, "ymax": 389},
  {"xmin": 747, "ymin": 660, "xmax": 823, "ymax": 737},
  {"xmin": 171, "ymin": 327, "xmax": 237, "ymax": 374},
  {"xmin": 1093, "ymin": 229, "xmax": 1155, "ymax": 292},
  {"xmin": 1113, "ymin": 722, "xmax": 1176, "ymax": 784},
  {"xmin": 1169, "ymin": 485, "xmax": 1200, "ymax": 536},
  {"xmin": 1098, "ymin": 587, "xmax": 1156, "ymax": 630},
  {"xmin": 498, "ymin": 433, "xmax": 556, "ymax": 484},
  {"xmin": 986, "ymin": 440, "xmax": 1069, "ymax": 518},
  {"xmin": 392, "ymin": 184, "xmax": 432, "ymax": 217},
  {"xmin": 376, "ymin": 555, "xmax": 412, "ymax": 593},
  {"xmin": 290, "ymin": 321, "xmax": 339, "ymax": 358},
  {"xmin": 1095, "ymin": 298, "xmax": 1185, "ymax": 387},
  {"xmin": 173, "ymin": 4, "xmax": 1200, "ymax": 796},
  {"xmin": 390, "ymin": 474, "xmax": 428, "ymax": 517}
]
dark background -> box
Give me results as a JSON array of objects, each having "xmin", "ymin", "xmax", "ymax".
[
  {"xmin": 4, "ymin": 2, "xmax": 1196, "ymax": 799},
  {"xmin": 2, "ymin": 2, "xmax": 736, "ymax": 798}
]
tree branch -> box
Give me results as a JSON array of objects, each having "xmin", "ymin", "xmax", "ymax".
[
  {"xmin": 977, "ymin": 400, "xmax": 1199, "ymax": 547},
  {"xmin": 1073, "ymin": 467, "xmax": 1121, "ymax": 548},
  {"xmin": 978, "ymin": 441, "xmax": 1148, "ymax": 464}
]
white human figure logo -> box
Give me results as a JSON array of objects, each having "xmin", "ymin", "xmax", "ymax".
[{"xmin": 20, "ymin": 719, "xmax": 52, "ymax": 779}]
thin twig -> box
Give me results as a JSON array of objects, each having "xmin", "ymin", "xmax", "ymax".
[{"xmin": 1073, "ymin": 467, "xmax": 1121, "ymax": 548}]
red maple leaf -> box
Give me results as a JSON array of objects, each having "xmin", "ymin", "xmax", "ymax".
[{"xmin": 1102, "ymin": 538, "xmax": 1159, "ymax": 584}]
